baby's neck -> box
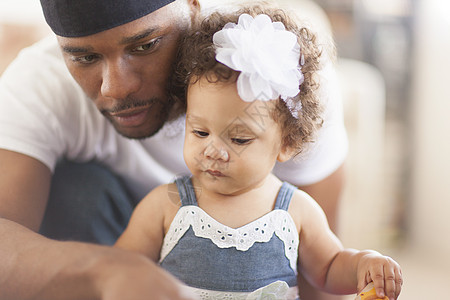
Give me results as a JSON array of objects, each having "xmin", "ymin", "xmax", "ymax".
[{"xmin": 192, "ymin": 174, "xmax": 283, "ymax": 229}]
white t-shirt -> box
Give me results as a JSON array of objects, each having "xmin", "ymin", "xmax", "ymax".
[{"xmin": 0, "ymin": 36, "xmax": 347, "ymax": 200}]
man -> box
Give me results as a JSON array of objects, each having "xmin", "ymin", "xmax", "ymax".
[{"xmin": 0, "ymin": 0, "xmax": 347, "ymax": 299}]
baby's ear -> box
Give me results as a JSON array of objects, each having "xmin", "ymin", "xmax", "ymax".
[
  {"xmin": 277, "ymin": 146, "xmax": 295, "ymax": 163},
  {"xmin": 187, "ymin": 0, "xmax": 201, "ymax": 19}
]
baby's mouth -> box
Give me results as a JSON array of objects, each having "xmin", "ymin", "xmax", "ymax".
[{"xmin": 206, "ymin": 169, "xmax": 225, "ymax": 177}]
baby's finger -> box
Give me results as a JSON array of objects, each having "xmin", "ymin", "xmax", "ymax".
[
  {"xmin": 369, "ymin": 264, "xmax": 386, "ymax": 298},
  {"xmin": 383, "ymin": 262, "xmax": 397, "ymax": 300},
  {"xmin": 356, "ymin": 270, "xmax": 372, "ymax": 294},
  {"xmin": 394, "ymin": 267, "xmax": 403, "ymax": 299}
]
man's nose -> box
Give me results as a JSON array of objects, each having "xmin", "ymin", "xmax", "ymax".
[{"xmin": 100, "ymin": 59, "xmax": 140, "ymax": 100}]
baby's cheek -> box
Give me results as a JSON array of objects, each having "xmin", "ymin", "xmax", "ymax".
[{"xmin": 183, "ymin": 147, "xmax": 198, "ymax": 170}]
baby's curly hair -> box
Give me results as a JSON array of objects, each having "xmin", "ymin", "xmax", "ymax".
[{"xmin": 171, "ymin": 5, "xmax": 325, "ymax": 155}]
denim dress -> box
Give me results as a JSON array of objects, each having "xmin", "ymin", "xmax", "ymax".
[{"xmin": 160, "ymin": 176, "xmax": 300, "ymax": 299}]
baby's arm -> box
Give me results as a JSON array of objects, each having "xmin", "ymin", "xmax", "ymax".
[
  {"xmin": 294, "ymin": 191, "xmax": 402, "ymax": 299},
  {"xmin": 115, "ymin": 184, "xmax": 174, "ymax": 261}
]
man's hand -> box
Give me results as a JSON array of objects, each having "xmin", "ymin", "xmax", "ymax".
[
  {"xmin": 97, "ymin": 249, "xmax": 199, "ymax": 300},
  {"xmin": 0, "ymin": 217, "xmax": 198, "ymax": 300}
]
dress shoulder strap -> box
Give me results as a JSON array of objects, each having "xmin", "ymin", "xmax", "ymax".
[
  {"xmin": 174, "ymin": 175, "xmax": 198, "ymax": 207},
  {"xmin": 274, "ymin": 182, "xmax": 297, "ymax": 211}
]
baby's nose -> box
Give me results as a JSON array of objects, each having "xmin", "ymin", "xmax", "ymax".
[{"xmin": 204, "ymin": 143, "xmax": 230, "ymax": 162}]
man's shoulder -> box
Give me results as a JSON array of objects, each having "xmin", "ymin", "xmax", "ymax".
[
  {"xmin": 19, "ymin": 35, "xmax": 62, "ymax": 60},
  {"xmin": 1, "ymin": 35, "xmax": 86, "ymax": 110},
  {"xmin": 2, "ymin": 36, "xmax": 69, "ymax": 84}
]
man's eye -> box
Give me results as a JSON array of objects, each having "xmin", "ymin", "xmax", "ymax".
[
  {"xmin": 72, "ymin": 54, "xmax": 99, "ymax": 64},
  {"xmin": 193, "ymin": 130, "xmax": 209, "ymax": 138},
  {"xmin": 133, "ymin": 38, "xmax": 161, "ymax": 53},
  {"xmin": 231, "ymin": 138, "xmax": 253, "ymax": 145}
]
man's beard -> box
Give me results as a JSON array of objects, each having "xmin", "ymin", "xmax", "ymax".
[{"xmin": 100, "ymin": 96, "xmax": 175, "ymax": 140}]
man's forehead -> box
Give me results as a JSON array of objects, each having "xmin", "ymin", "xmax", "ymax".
[
  {"xmin": 40, "ymin": 0, "xmax": 176, "ymax": 38},
  {"xmin": 57, "ymin": 27, "xmax": 162, "ymax": 54}
]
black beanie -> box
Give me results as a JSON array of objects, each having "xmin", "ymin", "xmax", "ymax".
[{"xmin": 40, "ymin": 0, "xmax": 176, "ymax": 37}]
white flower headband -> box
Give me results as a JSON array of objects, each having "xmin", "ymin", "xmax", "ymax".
[{"xmin": 213, "ymin": 13, "xmax": 304, "ymax": 118}]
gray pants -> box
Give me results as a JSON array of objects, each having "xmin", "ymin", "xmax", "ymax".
[{"xmin": 39, "ymin": 160, "xmax": 138, "ymax": 245}]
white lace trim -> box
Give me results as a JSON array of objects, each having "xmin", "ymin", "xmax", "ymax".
[
  {"xmin": 181, "ymin": 281, "xmax": 299, "ymax": 300},
  {"xmin": 160, "ymin": 206, "xmax": 299, "ymax": 271}
]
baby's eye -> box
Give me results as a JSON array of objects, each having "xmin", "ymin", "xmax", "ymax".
[
  {"xmin": 231, "ymin": 138, "xmax": 253, "ymax": 145},
  {"xmin": 193, "ymin": 130, "xmax": 209, "ymax": 138}
]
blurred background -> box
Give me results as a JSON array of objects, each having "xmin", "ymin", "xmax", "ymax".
[{"xmin": 1, "ymin": 0, "xmax": 449, "ymax": 298}]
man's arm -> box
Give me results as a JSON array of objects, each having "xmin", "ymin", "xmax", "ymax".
[
  {"xmin": 0, "ymin": 149, "xmax": 51, "ymax": 230},
  {"xmin": 0, "ymin": 150, "xmax": 195, "ymax": 300}
]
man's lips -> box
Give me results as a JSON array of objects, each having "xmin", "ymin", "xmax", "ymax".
[{"xmin": 108, "ymin": 106, "xmax": 151, "ymax": 127}]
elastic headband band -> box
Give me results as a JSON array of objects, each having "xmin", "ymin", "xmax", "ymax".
[{"xmin": 40, "ymin": 0, "xmax": 176, "ymax": 37}]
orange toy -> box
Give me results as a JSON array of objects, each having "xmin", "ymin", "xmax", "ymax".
[{"xmin": 355, "ymin": 282, "xmax": 389, "ymax": 300}]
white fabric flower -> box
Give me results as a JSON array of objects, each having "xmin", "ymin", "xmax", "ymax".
[{"xmin": 213, "ymin": 14, "xmax": 303, "ymax": 104}]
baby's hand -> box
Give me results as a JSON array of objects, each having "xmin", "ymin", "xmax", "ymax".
[{"xmin": 356, "ymin": 251, "xmax": 403, "ymax": 300}]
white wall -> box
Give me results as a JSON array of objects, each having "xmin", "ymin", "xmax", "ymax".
[
  {"xmin": 0, "ymin": 0, "xmax": 44, "ymax": 24},
  {"xmin": 410, "ymin": 0, "xmax": 450, "ymax": 257}
]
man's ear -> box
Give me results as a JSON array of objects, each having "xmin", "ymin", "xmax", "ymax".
[{"xmin": 277, "ymin": 146, "xmax": 295, "ymax": 163}]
